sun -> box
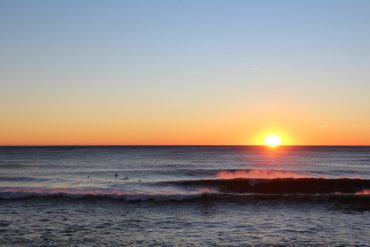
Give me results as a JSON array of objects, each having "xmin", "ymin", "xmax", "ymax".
[{"xmin": 264, "ymin": 135, "xmax": 282, "ymax": 148}]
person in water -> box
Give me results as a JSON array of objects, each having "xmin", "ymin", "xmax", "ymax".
[{"xmin": 115, "ymin": 172, "xmax": 118, "ymax": 179}]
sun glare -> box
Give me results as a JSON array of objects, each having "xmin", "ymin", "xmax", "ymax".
[{"xmin": 264, "ymin": 135, "xmax": 282, "ymax": 148}]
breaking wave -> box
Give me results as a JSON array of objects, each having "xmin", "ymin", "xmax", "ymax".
[
  {"xmin": 0, "ymin": 186, "xmax": 369, "ymax": 206},
  {"xmin": 171, "ymin": 177, "xmax": 370, "ymax": 194},
  {"xmin": 0, "ymin": 184, "xmax": 369, "ymax": 210},
  {"xmin": 1, "ymin": 176, "xmax": 370, "ymax": 201},
  {"xmin": 0, "ymin": 170, "xmax": 369, "ymax": 206}
]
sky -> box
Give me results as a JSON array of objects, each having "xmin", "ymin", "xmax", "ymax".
[{"xmin": 1, "ymin": 0, "xmax": 370, "ymax": 145}]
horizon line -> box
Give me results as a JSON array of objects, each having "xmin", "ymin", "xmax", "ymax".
[{"xmin": 1, "ymin": 144, "xmax": 370, "ymax": 147}]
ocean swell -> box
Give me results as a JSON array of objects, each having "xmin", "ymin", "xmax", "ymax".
[
  {"xmin": 171, "ymin": 177, "xmax": 370, "ymax": 194},
  {"xmin": 0, "ymin": 187, "xmax": 214, "ymax": 201}
]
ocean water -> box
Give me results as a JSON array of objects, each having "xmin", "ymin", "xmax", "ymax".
[{"xmin": 0, "ymin": 146, "xmax": 369, "ymax": 246}]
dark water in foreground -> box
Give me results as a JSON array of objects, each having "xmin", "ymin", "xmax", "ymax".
[{"xmin": 0, "ymin": 146, "xmax": 369, "ymax": 246}]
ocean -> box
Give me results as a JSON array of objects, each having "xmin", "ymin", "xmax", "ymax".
[{"xmin": 0, "ymin": 146, "xmax": 369, "ymax": 246}]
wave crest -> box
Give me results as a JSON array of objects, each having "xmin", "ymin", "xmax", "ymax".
[
  {"xmin": 172, "ymin": 177, "xmax": 370, "ymax": 194},
  {"xmin": 0, "ymin": 187, "xmax": 215, "ymax": 201}
]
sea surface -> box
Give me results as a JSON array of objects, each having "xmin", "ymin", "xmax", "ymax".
[{"xmin": 0, "ymin": 146, "xmax": 369, "ymax": 246}]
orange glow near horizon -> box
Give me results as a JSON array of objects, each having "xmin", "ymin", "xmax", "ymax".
[
  {"xmin": 1, "ymin": 126, "xmax": 369, "ymax": 146},
  {"xmin": 0, "ymin": 113, "xmax": 369, "ymax": 146}
]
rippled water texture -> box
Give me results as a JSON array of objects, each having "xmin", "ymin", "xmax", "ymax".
[{"xmin": 0, "ymin": 146, "xmax": 369, "ymax": 246}]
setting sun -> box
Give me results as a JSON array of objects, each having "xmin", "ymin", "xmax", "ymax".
[{"xmin": 264, "ymin": 135, "xmax": 282, "ymax": 147}]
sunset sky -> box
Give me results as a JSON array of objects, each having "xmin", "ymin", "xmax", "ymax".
[{"xmin": 1, "ymin": 0, "xmax": 370, "ymax": 145}]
